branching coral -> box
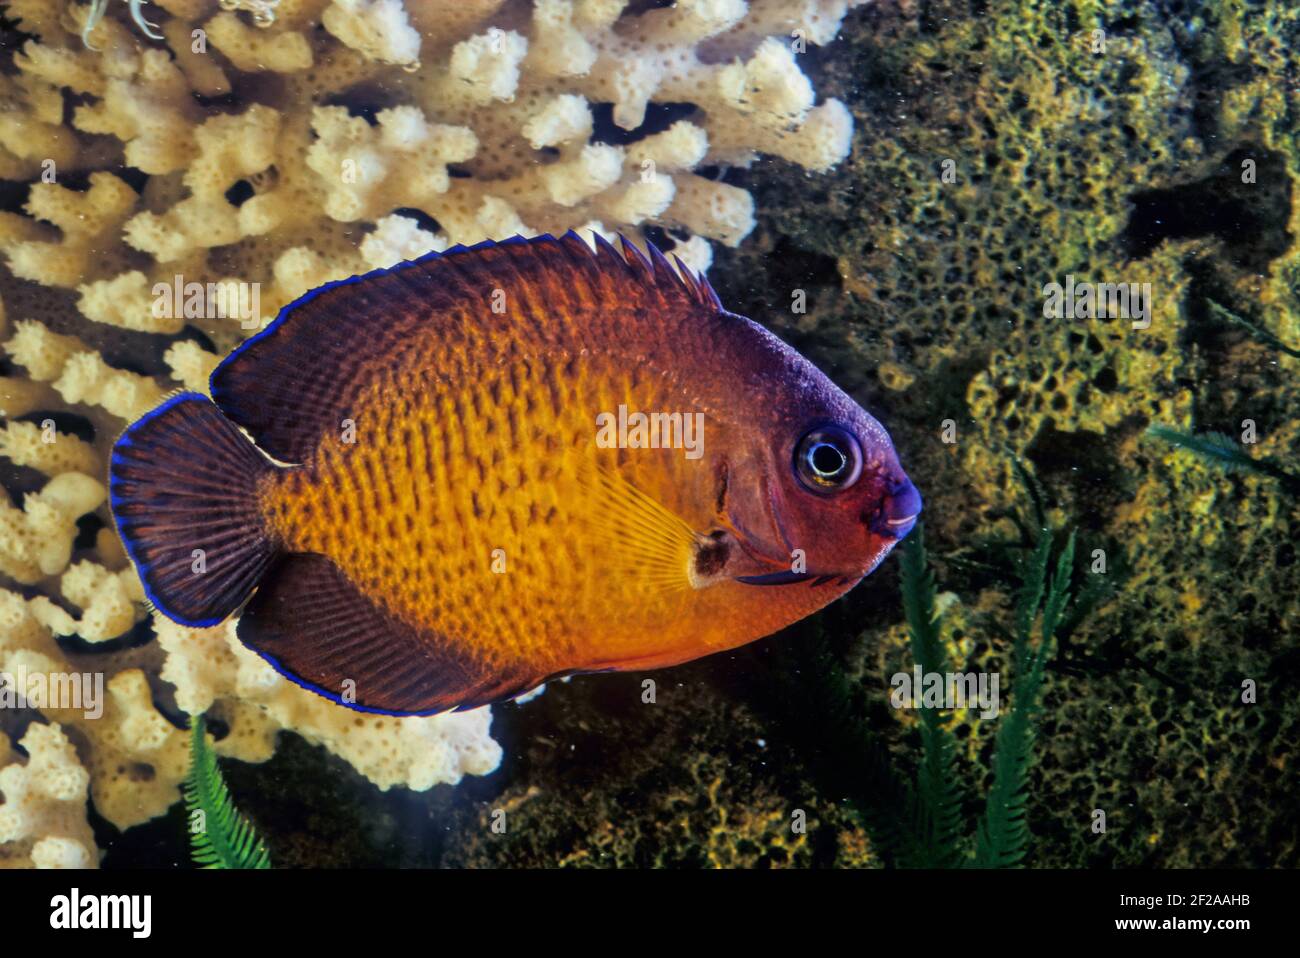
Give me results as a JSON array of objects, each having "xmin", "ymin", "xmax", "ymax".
[
  {"xmin": 0, "ymin": 722, "xmax": 97, "ymax": 868},
  {"xmin": 155, "ymin": 618, "xmax": 503, "ymax": 791},
  {"xmin": 0, "ymin": 0, "xmax": 863, "ymax": 865},
  {"xmin": 3, "ymin": 0, "xmax": 865, "ymax": 347}
]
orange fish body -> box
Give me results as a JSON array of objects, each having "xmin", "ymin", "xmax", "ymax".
[{"xmin": 110, "ymin": 234, "xmax": 920, "ymax": 714}]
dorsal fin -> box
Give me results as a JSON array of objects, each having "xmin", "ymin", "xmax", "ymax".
[{"xmin": 209, "ymin": 231, "xmax": 720, "ymax": 463}]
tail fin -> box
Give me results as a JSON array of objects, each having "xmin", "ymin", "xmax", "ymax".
[{"xmin": 110, "ymin": 393, "xmax": 280, "ymax": 627}]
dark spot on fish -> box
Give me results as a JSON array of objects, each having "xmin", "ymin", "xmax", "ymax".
[
  {"xmin": 714, "ymin": 458, "xmax": 729, "ymax": 513},
  {"xmin": 694, "ymin": 530, "xmax": 730, "ymax": 578}
]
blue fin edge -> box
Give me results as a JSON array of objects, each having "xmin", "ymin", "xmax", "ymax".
[{"xmin": 109, "ymin": 391, "xmax": 227, "ymax": 629}]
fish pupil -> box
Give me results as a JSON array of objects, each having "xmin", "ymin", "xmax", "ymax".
[
  {"xmin": 794, "ymin": 424, "xmax": 863, "ymax": 494},
  {"xmin": 809, "ymin": 442, "xmax": 847, "ymax": 477}
]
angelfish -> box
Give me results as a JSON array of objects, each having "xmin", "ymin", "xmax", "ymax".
[{"xmin": 109, "ymin": 233, "xmax": 921, "ymax": 715}]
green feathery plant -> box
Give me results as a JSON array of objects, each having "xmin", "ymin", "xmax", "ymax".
[
  {"xmin": 895, "ymin": 522, "xmax": 1076, "ymax": 868},
  {"xmin": 1145, "ymin": 424, "xmax": 1300, "ymax": 495},
  {"xmin": 1205, "ymin": 299, "xmax": 1300, "ymax": 360},
  {"xmin": 973, "ymin": 529, "xmax": 1074, "ymax": 866},
  {"xmin": 897, "ymin": 525, "xmax": 966, "ymax": 867},
  {"xmin": 183, "ymin": 714, "xmax": 271, "ymax": 869}
]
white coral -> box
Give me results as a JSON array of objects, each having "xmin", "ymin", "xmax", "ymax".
[
  {"xmin": 155, "ymin": 617, "xmax": 503, "ymax": 790},
  {"xmin": 0, "ymin": 0, "xmax": 869, "ymax": 859},
  {"xmin": 0, "ymin": 723, "xmax": 97, "ymax": 869},
  {"xmin": 322, "ymin": 0, "xmax": 422, "ymax": 67}
]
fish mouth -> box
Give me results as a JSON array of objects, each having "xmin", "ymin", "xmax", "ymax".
[
  {"xmin": 884, "ymin": 512, "xmax": 919, "ymax": 529},
  {"xmin": 869, "ymin": 476, "xmax": 922, "ymax": 540}
]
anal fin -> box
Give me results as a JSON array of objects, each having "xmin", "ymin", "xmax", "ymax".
[{"xmin": 238, "ymin": 554, "xmax": 514, "ymax": 715}]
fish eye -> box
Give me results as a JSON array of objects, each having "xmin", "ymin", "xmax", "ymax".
[{"xmin": 794, "ymin": 425, "xmax": 863, "ymax": 493}]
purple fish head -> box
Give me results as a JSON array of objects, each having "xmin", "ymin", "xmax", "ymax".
[{"xmin": 721, "ymin": 327, "xmax": 921, "ymax": 584}]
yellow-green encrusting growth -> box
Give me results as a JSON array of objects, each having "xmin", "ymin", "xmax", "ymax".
[{"xmin": 706, "ymin": 0, "xmax": 1300, "ymax": 868}]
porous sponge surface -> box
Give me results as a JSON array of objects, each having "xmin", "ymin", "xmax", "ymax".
[{"xmin": 711, "ymin": 0, "xmax": 1300, "ymax": 867}]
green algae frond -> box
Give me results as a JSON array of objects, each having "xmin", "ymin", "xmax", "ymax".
[
  {"xmin": 183, "ymin": 715, "xmax": 272, "ymax": 870},
  {"xmin": 1146, "ymin": 425, "xmax": 1300, "ymax": 495},
  {"xmin": 893, "ymin": 523, "xmax": 1077, "ymax": 868}
]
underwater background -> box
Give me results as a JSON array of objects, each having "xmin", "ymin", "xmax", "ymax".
[{"xmin": 1, "ymin": 0, "xmax": 1298, "ymax": 869}]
